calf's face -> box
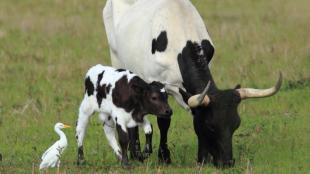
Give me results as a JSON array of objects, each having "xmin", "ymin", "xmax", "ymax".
[
  {"xmin": 132, "ymin": 80, "xmax": 172, "ymax": 118},
  {"xmin": 144, "ymin": 82, "xmax": 172, "ymax": 117}
]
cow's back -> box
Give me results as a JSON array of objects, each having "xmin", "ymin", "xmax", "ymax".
[{"xmin": 104, "ymin": 0, "xmax": 214, "ymax": 89}]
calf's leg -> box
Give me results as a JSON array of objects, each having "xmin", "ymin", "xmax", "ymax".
[
  {"xmin": 142, "ymin": 119, "xmax": 153, "ymax": 158},
  {"xmin": 116, "ymin": 124, "xmax": 129, "ymax": 166},
  {"xmin": 101, "ymin": 114, "xmax": 122, "ymax": 160},
  {"xmin": 75, "ymin": 97, "xmax": 94, "ymax": 165},
  {"xmin": 128, "ymin": 126, "xmax": 143, "ymax": 161}
]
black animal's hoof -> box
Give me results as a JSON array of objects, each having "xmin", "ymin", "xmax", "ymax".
[
  {"xmin": 158, "ymin": 146, "xmax": 171, "ymax": 164},
  {"xmin": 121, "ymin": 158, "xmax": 130, "ymax": 168}
]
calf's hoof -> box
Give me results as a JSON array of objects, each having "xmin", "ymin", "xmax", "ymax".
[
  {"xmin": 158, "ymin": 146, "xmax": 171, "ymax": 164},
  {"xmin": 77, "ymin": 158, "xmax": 86, "ymax": 166},
  {"xmin": 130, "ymin": 151, "xmax": 144, "ymax": 162},
  {"xmin": 143, "ymin": 145, "xmax": 153, "ymax": 159}
]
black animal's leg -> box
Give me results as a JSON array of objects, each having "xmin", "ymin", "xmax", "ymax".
[
  {"xmin": 116, "ymin": 124, "xmax": 129, "ymax": 166},
  {"xmin": 143, "ymin": 124, "xmax": 153, "ymax": 158},
  {"xmin": 197, "ymin": 136, "xmax": 210, "ymax": 164},
  {"xmin": 157, "ymin": 117, "xmax": 171, "ymax": 164},
  {"xmin": 128, "ymin": 126, "xmax": 143, "ymax": 161}
]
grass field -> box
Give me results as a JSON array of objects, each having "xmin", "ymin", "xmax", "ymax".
[{"xmin": 0, "ymin": 0, "xmax": 309, "ymax": 173}]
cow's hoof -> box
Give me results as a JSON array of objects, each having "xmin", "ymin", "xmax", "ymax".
[
  {"xmin": 77, "ymin": 158, "xmax": 86, "ymax": 166},
  {"xmin": 158, "ymin": 146, "xmax": 171, "ymax": 164}
]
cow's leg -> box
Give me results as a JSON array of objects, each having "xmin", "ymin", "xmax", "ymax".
[
  {"xmin": 157, "ymin": 117, "xmax": 171, "ymax": 164},
  {"xmin": 142, "ymin": 119, "xmax": 153, "ymax": 158},
  {"xmin": 128, "ymin": 126, "xmax": 143, "ymax": 161},
  {"xmin": 101, "ymin": 114, "xmax": 122, "ymax": 160},
  {"xmin": 116, "ymin": 123, "xmax": 129, "ymax": 166},
  {"xmin": 75, "ymin": 97, "xmax": 94, "ymax": 165}
]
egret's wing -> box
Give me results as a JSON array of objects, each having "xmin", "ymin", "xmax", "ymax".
[
  {"xmin": 41, "ymin": 141, "xmax": 59, "ymax": 160},
  {"xmin": 40, "ymin": 142, "xmax": 61, "ymax": 170}
]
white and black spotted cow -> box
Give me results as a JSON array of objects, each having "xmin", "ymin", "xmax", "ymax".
[
  {"xmin": 75, "ymin": 64, "xmax": 172, "ymax": 166},
  {"xmin": 102, "ymin": 0, "xmax": 282, "ymax": 167}
]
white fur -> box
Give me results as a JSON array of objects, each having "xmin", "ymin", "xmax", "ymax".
[
  {"xmin": 76, "ymin": 64, "xmax": 153, "ymax": 159},
  {"xmin": 103, "ymin": 0, "xmax": 214, "ymax": 109}
]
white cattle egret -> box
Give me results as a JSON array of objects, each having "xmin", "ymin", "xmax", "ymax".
[{"xmin": 39, "ymin": 122, "xmax": 70, "ymax": 172}]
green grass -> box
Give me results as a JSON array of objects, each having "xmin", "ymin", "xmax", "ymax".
[{"xmin": 0, "ymin": 0, "xmax": 309, "ymax": 173}]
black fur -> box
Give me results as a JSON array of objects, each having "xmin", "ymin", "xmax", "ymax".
[
  {"xmin": 201, "ymin": 40, "xmax": 214, "ymax": 64},
  {"xmin": 96, "ymin": 71, "xmax": 106, "ymax": 107},
  {"xmin": 152, "ymin": 31, "xmax": 168, "ymax": 54},
  {"xmin": 177, "ymin": 39, "xmax": 241, "ymax": 167},
  {"xmin": 106, "ymin": 84, "xmax": 112, "ymax": 94},
  {"xmin": 116, "ymin": 68, "xmax": 126, "ymax": 72},
  {"xmin": 112, "ymin": 76, "xmax": 171, "ymax": 123},
  {"xmin": 116, "ymin": 124, "xmax": 129, "ymax": 166},
  {"xmin": 85, "ymin": 77, "xmax": 94, "ymax": 96}
]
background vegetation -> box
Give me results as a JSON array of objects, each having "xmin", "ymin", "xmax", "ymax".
[{"xmin": 0, "ymin": 0, "xmax": 309, "ymax": 173}]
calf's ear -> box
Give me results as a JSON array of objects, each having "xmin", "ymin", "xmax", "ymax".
[
  {"xmin": 131, "ymin": 77, "xmax": 148, "ymax": 94},
  {"xmin": 149, "ymin": 81, "xmax": 165, "ymax": 89}
]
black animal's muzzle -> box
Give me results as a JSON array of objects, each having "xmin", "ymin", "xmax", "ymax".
[{"xmin": 165, "ymin": 109, "xmax": 173, "ymax": 116}]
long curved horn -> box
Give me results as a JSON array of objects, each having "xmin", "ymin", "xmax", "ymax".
[
  {"xmin": 237, "ymin": 72, "xmax": 283, "ymax": 99},
  {"xmin": 188, "ymin": 81, "xmax": 211, "ymax": 108}
]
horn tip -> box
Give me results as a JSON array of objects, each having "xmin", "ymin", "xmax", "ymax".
[{"xmin": 276, "ymin": 71, "xmax": 283, "ymax": 90}]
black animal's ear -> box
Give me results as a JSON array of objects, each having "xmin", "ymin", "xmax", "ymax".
[
  {"xmin": 179, "ymin": 88, "xmax": 192, "ymax": 104},
  {"xmin": 234, "ymin": 84, "xmax": 241, "ymax": 89}
]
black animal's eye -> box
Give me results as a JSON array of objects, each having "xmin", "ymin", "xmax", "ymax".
[{"xmin": 152, "ymin": 96, "xmax": 157, "ymax": 101}]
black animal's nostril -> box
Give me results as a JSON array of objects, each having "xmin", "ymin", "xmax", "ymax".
[{"xmin": 165, "ymin": 109, "xmax": 172, "ymax": 115}]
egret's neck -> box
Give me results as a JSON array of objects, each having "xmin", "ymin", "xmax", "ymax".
[{"xmin": 55, "ymin": 127, "xmax": 67, "ymax": 140}]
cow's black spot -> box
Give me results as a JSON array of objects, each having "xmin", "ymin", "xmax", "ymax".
[
  {"xmin": 96, "ymin": 71, "xmax": 106, "ymax": 108},
  {"xmin": 201, "ymin": 40, "xmax": 214, "ymax": 64},
  {"xmin": 116, "ymin": 68, "xmax": 126, "ymax": 72},
  {"xmin": 115, "ymin": 117, "xmax": 118, "ymax": 122},
  {"xmin": 152, "ymin": 31, "xmax": 168, "ymax": 54},
  {"xmin": 108, "ymin": 116, "xmax": 111, "ymax": 120},
  {"xmin": 85, "ymin": 76, "xmax": 94, "ymax": 96},
  {"xmin": 106, "ymin": 84, "xmax": 112, "ymax": 94}
]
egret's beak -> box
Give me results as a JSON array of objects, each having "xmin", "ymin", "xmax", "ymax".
[{"xmin": 63, "ymin": 124, "xmax": 71, "ymax": 128}]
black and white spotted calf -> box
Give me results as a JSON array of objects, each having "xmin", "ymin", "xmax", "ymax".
[{"xmin": 75, "ymin": 64, "xmax": 172, "ymax": 166}]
